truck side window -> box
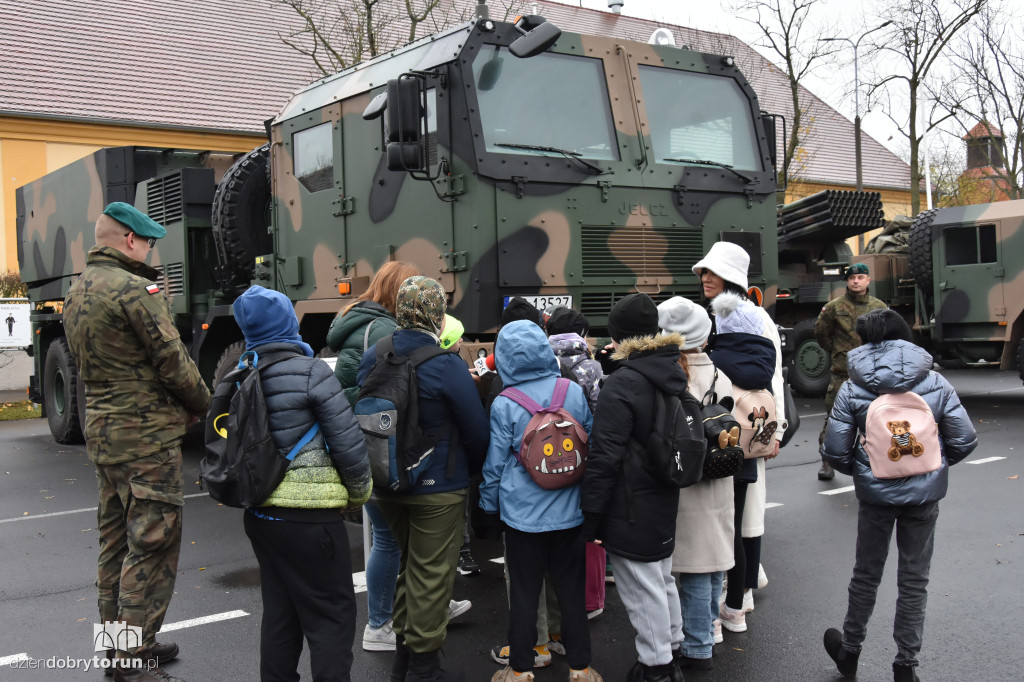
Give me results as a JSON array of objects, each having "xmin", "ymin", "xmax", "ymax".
[
  {"xmin": 945, "ymin": 224, "xmax": 997, "ymax": 265},
  {"xmin": 294, "ymin": 122, "xmax": 334, "ymax": 193}
]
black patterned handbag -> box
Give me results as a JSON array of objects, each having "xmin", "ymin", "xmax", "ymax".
[{"xmin": 699, "ymin": 372, "xmax": 746, "ymax": 480}]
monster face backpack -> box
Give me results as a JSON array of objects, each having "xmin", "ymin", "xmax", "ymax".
[{"xmin": 861, "ymin": 391, "xmax": 941, "ymax": 479}]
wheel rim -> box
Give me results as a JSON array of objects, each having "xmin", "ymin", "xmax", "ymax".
[
  {"xmin": 53, "ymin": 368, "xmax": 67, "ymax": 415},
  {"xmin": 795, "ymin": 340, "xmax": 829, "ymax": 379}
]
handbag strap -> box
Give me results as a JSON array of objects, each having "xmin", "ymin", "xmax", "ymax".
[{"xmin": 701, "ymin": 369, "xmax": 719, "ymax": 407}]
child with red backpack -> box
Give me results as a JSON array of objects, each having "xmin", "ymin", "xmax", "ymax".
[
  {"xmin": 479, "ymin": 320, "xmax": 601, "ymax": 682},
  {"xmin": 821, "ymin": 309, "xmax": 977, "ymax": 682}
]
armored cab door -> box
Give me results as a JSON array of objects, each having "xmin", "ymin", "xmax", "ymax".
[
  {"xmin": 341, "ymin": 82, "xmax": 456, "ymax": 294},
  {"xmin": 272, "ymin": 104, "xmax": 345, "ymax": 300},
  {"xmin": 934, "ymin": 221, "xmax": 1005, "ymax": 354}
]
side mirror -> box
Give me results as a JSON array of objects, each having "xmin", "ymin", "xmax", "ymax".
[
  {"xmin": 509, "ymin": 19, "xmax": 561, "ymax": 58},
  {"xmin": 386, "ymin": 76, "xmax": 424, "ymax": 171}
]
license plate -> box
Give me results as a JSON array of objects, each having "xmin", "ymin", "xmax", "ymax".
[{"xmin": 504, "ymin": 295, "xmax": 573, "ymax": 311}]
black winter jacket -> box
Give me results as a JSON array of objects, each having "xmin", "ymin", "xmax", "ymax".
[{"xmin": 581, "ymin": 333, "xmax": 686, "ymax": 561}]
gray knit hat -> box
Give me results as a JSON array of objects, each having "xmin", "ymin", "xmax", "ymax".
[{"xmin": 657, "ymin": 296, "xmax": 712, "ymax": 350}]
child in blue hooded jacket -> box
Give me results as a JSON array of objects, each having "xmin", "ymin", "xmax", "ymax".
[{"xmin": 480, "ymin": 320, "xmax": 602, "ymax": 682}]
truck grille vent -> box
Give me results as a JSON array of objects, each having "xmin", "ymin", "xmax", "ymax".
[
  {"xmin": 580, "ymin": 225, "xmax": 704, "ymax": 279},
  {"xmin": 146, "ymin": 174, "xmax": 184, "ymax": 225},
  {"xmin": 154, "ymin": 262, "xmax": 185, "ymax": 297},
  {"xmin": 580, "ymin": 289, "xmax": 695, "ymax": 320}
]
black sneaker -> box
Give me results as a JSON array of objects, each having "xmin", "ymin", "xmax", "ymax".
[
  {"xmin": 893, "ymin": 663, "xmax": 921, "ymax": 682},
  {"xmin": 457, "ymin": 549, "xmax": 480, "ymax": 576},
  {"xmin": 823, "ymin": 628, "xmax": 859, "ymax": 678}
]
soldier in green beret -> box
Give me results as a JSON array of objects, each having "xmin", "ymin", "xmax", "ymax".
[
  {"xmin": 813, "ymin": 263, "xmax": 887, "ymax": 480},
  {"xmin": 64, "ymin": 202, "xmax": 211, "ymax": 682}
]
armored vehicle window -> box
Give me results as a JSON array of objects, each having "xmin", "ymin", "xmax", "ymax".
[
  {"xmin": 470, "ymin": 46, "xmax": 617, "ymax": 161},
  {"xmin": 944, "ymin": 224, "xmax": 997, "ymax": 265},
  {"xmin": 294, "ymin": 122, "xmax": 334, "ymax": 193},
  {"xmin": 638, "ymin": 66, "xmax": 760, "ymax": 172}
]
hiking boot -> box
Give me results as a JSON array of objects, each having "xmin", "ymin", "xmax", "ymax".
[
  {"xmin": 673, "ymin": 647, "xmax": 713, "ymax": 670},
  {"xmin": 893, "ymin": 663, "xmax": 921, "ymax": 682},
  {"xmin": 818, "ymin": 462, "xmax": 835, "ymax": 480},
  {"xmin": 742, "ymin": 589, "xmax": 754, "ymax": 613},
  {"xmin": 713, "ymin": 619, "xmax": 723, "ymax": 644},
  {"xmin": 823, "ymin": 628, "xmax": 859, "ymax": 678},
  {"xmin": 569, "ymin": 666, "xmax": 604, "ymax": 681},
  {"xmin": 719, "ymin": 603, "xmax": 747, "ymax": 632},
  {"xmin": 757, "ymin": 563, "xmax": 768, "ymax": 589},
  {"xmin": 448, "ymin": 599, "xmax": 472, "ymax": 621},
  {"xmin": 491, "ymin": 669, "xmax": 534, "ymax": 682},
  {"xmin": 547, "ymin": 634, "xmax": 566, "ymax": 656},
  {"xmin": 364, "ymin": 620, "xmax": 397, "ymax": 651},
  {"xmin": 457, "ymin": 549, "xmax": 481, "ymax": 576},
  {"xmin": 112, "ymin": 666, "xmax": 184, "ymax": 682},
  {"xmin": 490, "ymin": 644, "xmax": 551, "ymax": 668},
  {"xmin": 106, "ymin": 642, "xmax": 180, "ymax": 678}
]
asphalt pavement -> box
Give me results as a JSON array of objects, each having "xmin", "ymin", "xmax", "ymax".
[{"xmin": 0, "ymin": 368, "xmax": 1022, "ymax": 681}]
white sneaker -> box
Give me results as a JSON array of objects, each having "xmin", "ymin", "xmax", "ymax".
[
  {"xmin": 757, "ymin": 564, "xmax": 768, "ymax": 589},
  {"xmin": 742, "ymin": 589, "xmax": 754, "ymax": 613},
  {"xmin": 362, "ymin": 620, "xmax": 396, "ymax": 651},
  {"xmin": 713, "ymin": 619, "xmax": 723, "ymax": 644},
  {"xmin": 719, "ymin": 603, "xmax": 747, "ymax": 633},
  {"xmin": 449, "ymin": 598, "xmax": 472, "ymax": 620}
]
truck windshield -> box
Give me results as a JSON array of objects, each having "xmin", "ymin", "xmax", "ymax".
[
  {"xmin": 638, "ymin": 65, "xmax": 761, "ymax": 172},
  {"xmin": 471, "ymin": 46, "xmax": 618, "ymax": 161}
]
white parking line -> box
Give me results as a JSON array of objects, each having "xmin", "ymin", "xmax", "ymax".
[
  {"xmin": 803, "ymin": 412, "xmax": 827, "ymax": 418},
  {"xmin": 820, "ymin": 485, "xmax": 856, "ymax": 496},
  {"xmin": 491, "ymin": 557, "xmax": 506, "ymax": 565},
  {"xmin": 967, "ymin": 456, "xmax": 1007, "ymax": 465},
  {"xmin": 0, "ymin": 653, "xmax": 29, "ymax": 667},
  {"xmin": 158, "ymin": 610, "xmax": 248, "ymax": 633},
  {"xmin": 0, "ymin": 493, "xmax": 209, "ymax": 525},
  {"xmin": 764, "ymin": 502, "xmax": 784, "ymax": 509}
]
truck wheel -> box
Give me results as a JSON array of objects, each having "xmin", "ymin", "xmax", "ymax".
[
  {"xmin": 44, "ymin": 338, "xmax": 85, "ymax": 444},
  {"xmin": 787, "ymin": 319, "xmax": 830, "ymax": 397},
  {"xmin": 908, "ymin": 208, "xmax": 938, "ymax": 292},
  {"xmin": 212, "ymin": 144, "xmax": 272, "ymax": 293},
  {"xmin": 213, "ymin": 341, "xmax": 246, "ymax": 388}
]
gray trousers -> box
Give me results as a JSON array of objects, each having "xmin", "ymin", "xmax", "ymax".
[
  {"xmin": 843, "ymin": 500, "xmax": 939, "ymax": 667},
  {"xmin": 608, "ymin": 553, "xmax": 683, "ymax": 666}
]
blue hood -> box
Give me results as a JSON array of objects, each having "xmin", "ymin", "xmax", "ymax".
[
  {"xmin": 496, "ymin": 320, "xmax": 559, "ymax": 387},
  {"xmin": 848, "ymin": 340, "xmax": 931, "ymax": 394},
  {"xmin": 233, "ymin": 285, "xmax": 314, "ymax": 357}
]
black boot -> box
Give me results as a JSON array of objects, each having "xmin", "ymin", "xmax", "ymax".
[
  {"xmin": 643, "ymin": 663, "xmax": 677, "ymax": 682},
  {"xmin": 404, "ymin": 649, "xmax": 464, "ymax": 682},
  {"xmin": 390, "ymin": 639, "xmax": 410, "ymax": 682},
  {"xmin": 673, "ymin": 646, "xmax": 712, "ymax": 671},
  {"xmin": 893, "ymin": 663, "xmax": 921, "ymax": 682},
  {"xmin": 105, "ymin": 642, "xmax": 179, "ymax": 678},
  {"xmin": 823, "ymin": 628, "xmax": 859, "ymax": 677}
]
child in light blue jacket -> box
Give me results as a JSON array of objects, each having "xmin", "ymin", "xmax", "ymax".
[{"xmin": 479, "ymin": 320, "xmax": 601, "ymax": 682}]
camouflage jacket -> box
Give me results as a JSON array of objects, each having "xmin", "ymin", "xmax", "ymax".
[
  {"xmin": 64, "ymin": 246, "xmax": 211, "ymax": 465},
  {"xmin": 814, "ymin": 289, "xmax": 887, "ymax": 376}
]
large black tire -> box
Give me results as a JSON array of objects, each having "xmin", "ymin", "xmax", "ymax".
[
  {"xmin": 212, "ymin": 341, "xmax": 247, "ymax": 389},
  {"xmin": 44, "ymin": 338, "xmax": 84, "ymax": 444},
  {"xmin": 907, "ymin": 208, "xmax": 938, "ymax": 292},
  {"xmin": 787, "ymin": 319, "xmax": 830, "ymax": 398},
  {"xmin": 212, "ymin": 144, "xmax": 272, "ymax": 293}
]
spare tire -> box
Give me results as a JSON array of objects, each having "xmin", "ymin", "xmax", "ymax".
[
  {"xmin": 907, "ymin": 208, "xmax": 938, "ymax": 293},
  {"xmin": 212, "ymin": 144, "xmax": 272, "ymax": 293}
]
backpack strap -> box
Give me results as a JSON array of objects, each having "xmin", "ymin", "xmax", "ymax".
[
  {"xmin": 701, "ymin": 369, "xmax": 719, "ymax": 407},
  {"xmin": 499, "ymin": 387, "xmax": 543, "ymax": 415},
  {"xmin": 285, "ymin": 423, "xmax": 320, "ymax": 462},
  {"xmin": 362, "ymin": 318, "xmax": 379, "ymax": 352},
  {"xmin": 550, "ymin": 377, "xmax": 570, "ymax": 410}
]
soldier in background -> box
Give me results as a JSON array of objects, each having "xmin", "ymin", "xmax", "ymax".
[
  {"xmin": 64, "ymin": 202, "xmax": 211, "ymax": 682},
  {"xmin": 813, "ymin": 263, "xmax": 886, "ymax": 481}
]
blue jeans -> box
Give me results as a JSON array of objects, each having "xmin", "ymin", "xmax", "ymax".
[
  {"xmin": 677, "ymin": 571, "xmax": 723, "ymax": 659},
  {"xmin": 843, "ymin": 501, "xmax": 939, "ymax": 667},
  {"xmin": 364, "ymin": 501, "xmax": 401, "ymax": 628}
]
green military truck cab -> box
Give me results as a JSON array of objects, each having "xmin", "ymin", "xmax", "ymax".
[{"xmin": 18, "ymin": 12, "xmax": 783, "ymax": 443}]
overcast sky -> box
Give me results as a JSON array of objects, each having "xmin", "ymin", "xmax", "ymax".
[{"xmin": 549, "ymin": 0, "xmax": 914, "ymax": 159}]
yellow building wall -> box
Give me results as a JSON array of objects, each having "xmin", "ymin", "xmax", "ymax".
[
  {"xmin": 0, "ymin": 116, "xmax": 262, "ymax": 273},
  {"xmin": 785, "ymin": 180, "xmax": 914, "ymax": 256}
]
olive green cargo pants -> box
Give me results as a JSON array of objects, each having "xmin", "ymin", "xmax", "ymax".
[
  {"xmin": 95, "ymin": 446, "xmax": 184, "ymax": 656},
  {"xmin": 376, "ymin": 490, "xmax": 466, "ymax": 653}
]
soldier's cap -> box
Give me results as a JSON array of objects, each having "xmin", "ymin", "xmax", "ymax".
[
  {"xmin": 845, "ymin": 263, "xmax": 869, "ymax": 278},
  {"xmin": 102, "ymin": 202, "xmax": 167, "ymax": 239}
]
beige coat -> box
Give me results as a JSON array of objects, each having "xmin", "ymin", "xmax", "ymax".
[{"xmin": 671, "ymin": 352, "xmax": 735, "ymax": 574}]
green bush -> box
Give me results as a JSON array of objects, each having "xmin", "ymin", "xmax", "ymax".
[{"xmin": 0, "ymin": 270, "xmax": 27, "ymax": 299}]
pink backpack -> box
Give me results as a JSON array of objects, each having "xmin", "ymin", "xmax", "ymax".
[
  {"xmin": 860, "ymin": 391, "xmax": 941, "ymax": 479},
  {"xmin": 733, "ymin": 389, "xmax": 785, "ymax": 459}
]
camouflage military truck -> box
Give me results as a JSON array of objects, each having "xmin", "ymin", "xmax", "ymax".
[
  {"xmin": 18, "ymin": 9, "xmax": 784, "ymax": 443},
  {"xmin": 775, "ymin": 195, "xmax": 1024, "ymax": 396}
]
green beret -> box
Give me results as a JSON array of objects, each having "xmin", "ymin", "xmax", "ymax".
[
  {"xmin": 845, "ymin": 263, "xmax": 869, "ymax": 278},
  {"xmin": 102, "ymin": 202, "xmax": 166, "ymax": 239}
]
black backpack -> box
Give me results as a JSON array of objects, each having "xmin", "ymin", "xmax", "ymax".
[
  {"xmin": 353, "ymin": 334, "xmax": 452, "ymax": 492},
  {"xmin": 201, "ymin": 350, "xmax": 319, "ymax": 508}
]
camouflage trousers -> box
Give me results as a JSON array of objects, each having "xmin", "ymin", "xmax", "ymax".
[
  {"xmin": 95, "ymin": 446, "xmax": 184, "ymax": 656},
  {"xmin": 818, "ymin": 373, "xmax": 848, "ymax": 449}
]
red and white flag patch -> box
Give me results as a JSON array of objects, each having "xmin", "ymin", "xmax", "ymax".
[{"xmin": 146, "ymin": 284, "xmax": 161, "ymax": 295}]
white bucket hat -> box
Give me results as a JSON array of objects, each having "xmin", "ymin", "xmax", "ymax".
[{"xmin": 691, "ymin": 241, "xmax": 750, "ymax": 291}]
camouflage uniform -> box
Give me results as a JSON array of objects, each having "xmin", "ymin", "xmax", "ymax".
[
  {"xmin": 814, "ymin": 289, "xmax": 887, "ymax": 447},
  {"xmin": 64, "ymin": 245, "xmax": 211, "ymax": 656}
]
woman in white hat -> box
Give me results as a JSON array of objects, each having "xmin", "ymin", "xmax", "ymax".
[{"xmin": 691, "ymin": 241, "xmax": 787, "ymax": 633}]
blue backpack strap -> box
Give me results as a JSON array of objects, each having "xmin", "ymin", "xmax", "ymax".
[{"xmin": 285, "ymin": 423, "xmax": 320, "ymax": 462}]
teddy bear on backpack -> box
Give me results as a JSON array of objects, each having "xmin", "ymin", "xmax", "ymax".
[{"xmin": 886, "ymin": 420, "xmax": 925, "ymax": 461}]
